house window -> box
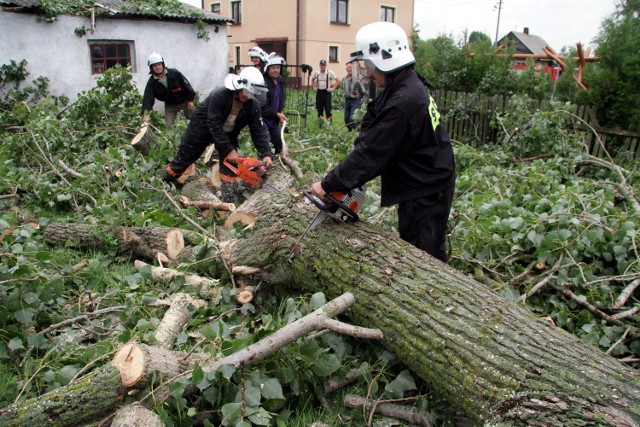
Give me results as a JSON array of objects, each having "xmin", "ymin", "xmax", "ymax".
[
  {"xmin": 380, "ymin": 6, "xmax": 395, "ymax": 23},
  {"xmin": 89, "ymin": 41, "xmax": 133, "ymax": 74},
  {"xmin": 231, "ymin": 1, "xmax": 241, "ymax": 25},
  {"xmin": 330, "ymin": 0, "xmax": 348, "ymax": 24},
  {"xmin": 329, "ymin": 46, "xmax": 339, "ymax": 63},
  {"xmin": 210, "ymin": 2, "xmax": 220, "ymax": 13}
]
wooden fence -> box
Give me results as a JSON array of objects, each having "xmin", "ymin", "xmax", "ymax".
[{"xmin": 431, "ymin": 90, "xmax": 640, "ymax": 159}]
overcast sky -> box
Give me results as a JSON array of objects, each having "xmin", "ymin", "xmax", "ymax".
[
  {"xmin": 414, "ymin": 0, "xmax": 618, "ymax": 52},
  {"xmin": 182, "ymin": 0, "xmax": 618, "ymax": 54}
]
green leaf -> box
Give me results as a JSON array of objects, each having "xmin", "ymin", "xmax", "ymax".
[
  {"xmin": 23, "ymin": 292, "xmax": 40, "ymax": 305},
  {"xmin": 260, "ymin": 377, "xmax": 284, "ymax": 400},
  {"xmin": 220, "ymin": 402, "xmax": 242, "ymax": 426},
  {"xmin": 203, "ymin": 386, "xmax": 220, "ymax": 405},
  {"xmin": 192, "ymin": 363, "xmax": 206, "ymax": 390},
  {"xmin": 59, "ymin": 365, "xmax": 80, "ymax": 382},
  {"xmin": 385, "ymin": 370, "xmax": 417, "ymax": 398},
  {"xmin": 218, "ymin": 363, "xmax": 236, "ymax": 380},
  {"xmin": 242, "ymin": 382, "xmax": 262, "ymax": 407},
  {"xmin": 311, "ymin": 353, "xmax": 341, "ymax": 377},
  {"xmin": 247, "ymin": 407, "xmax": 272, "ymax": 426},
  {"xmin": 27, "ymin": 333, "xmax": 48, "ymax": 349},
  {"xmin": 309, "ymin": 292, "xmax": 326, "ymax": 310},
  {"xmin": 8, "ymin": 337, "xmax": 24, "ymax": 351},
  {"xmin": 14, "ymin": 308, "xmax": 36, "ymax": 325}
]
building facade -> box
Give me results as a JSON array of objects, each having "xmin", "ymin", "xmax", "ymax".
[
  {"xmin": 1, "ymin": 0, "xmax": 231, "ymax": 115},
  {"xmin": 201, "ymin": 0, "xmax": 414, "ymax": 81}
]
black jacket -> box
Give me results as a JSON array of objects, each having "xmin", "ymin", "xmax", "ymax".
[
  {"xmin": 184, "ymin": 86, "xmax": 272, "ymax": 160},
  {"xmin": 262, "ymin": 75, "xmax": 286, "ymax": 123},
  {"xmin": 321, "ymin": 68, "xmax": 455, "ymax": 206},
  {"xmin": 142, "ymin": 68, "xmax": 196, "ymax": 112}
]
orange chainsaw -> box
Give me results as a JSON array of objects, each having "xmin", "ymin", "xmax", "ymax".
[
  {"xmin": 223, "ymin": 156, "xmax": 268, "ymax": 188},
  {"xmin": 288, "ymin": 187, "xmax": 366, "ymax": 262}
]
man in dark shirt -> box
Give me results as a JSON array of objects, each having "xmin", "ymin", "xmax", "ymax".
[
  {"xmin": 163, "ymin": 67, "xmax": 273, "ymax": 203},
  {"xmin": 311, "ymin": 22, "xmax": 456, "ymax": 262},
  {"xmin": 142, "ymin": 52, "xmax": 195, "ymax": 126}
]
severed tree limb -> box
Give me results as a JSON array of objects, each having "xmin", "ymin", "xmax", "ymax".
[
  {"xmin": 57, "ymin": 159, "xmax": 84, "ymax": 178},
  {"xmin": 154, "ymin": 293, "xmax": 207, "ymax": 350},
  {"xmin": 344, "ymin": 394, "xmax": 431, "ymax": 427},
  {"xmin": 178, "ymin": 196, "xmax": 236, "ymax": 212},
  {"xmin": 200, "ymin": 292, "xmax": 383, "ymax": 373},
  {"xmin": 324, "ymin": 368, "xmax": 361, "ymax": 396},
  {"xmin": 278, "ymin": 120, "xmax": 303, "ymax": 179},
  {"xmin": 134, "ymin": 260, "xmax": 221, "ymax": 299},
  {"xmin": 611, "ymin": 305, "xmax": 640, "ymax": 321},
  {"xmin": 111, "ymin": 404, "xmax": 162, "ymax": 427},
  {"xmin": 552, "ymin": 283, "xmax": 626, "ymax": 326},
  {"xmin": 162, "ymin": 189, "xmax": 212, "ymax": 237},
  {"xmin": 615, "ymin": 278, "xmax": 640, "ymax": 308},
  {"xmin": 606, "ymin": 326, "xmax": 633, "ymax": 356}
]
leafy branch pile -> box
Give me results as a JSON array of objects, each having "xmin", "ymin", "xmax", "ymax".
[{"xmin": 1, "ymin": 60, "xmax": 639, "ymax": 426}]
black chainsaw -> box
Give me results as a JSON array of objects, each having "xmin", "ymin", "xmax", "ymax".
[{"xmin": 288, "ymin": 187, "xmax": 366, "ymax": 262}]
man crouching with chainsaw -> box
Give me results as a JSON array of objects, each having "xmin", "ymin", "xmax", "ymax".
[
  {"xmin": 163, "ymin": 67, "xmax": 273, "ymax": 203},
  {"xmin": 311, "ymin": 22, "xmax": 456, "ymax": 263}
]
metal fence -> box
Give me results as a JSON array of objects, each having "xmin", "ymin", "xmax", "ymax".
[{"xmin": 432, "ymin": 90, "xmax": 640, "ymax": 159}]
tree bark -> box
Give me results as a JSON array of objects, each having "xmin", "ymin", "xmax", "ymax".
[
  {"xmin": 44, "ymin": 223, "xmax": 185, "ymax": 261},
  {"xmin": 154, "ymin": 293, "xmax": 207, "ymax": 350},
  {"xmin": 111, "ymin": 404, "xmax": 163, "ymax": 427},
  {"xmin": 221, "ymin": 175, "xmax": 640, "ymax": 426},
  {"xmin": 0, "ymin": 365, "xmax": 123, "ymax": 427}
]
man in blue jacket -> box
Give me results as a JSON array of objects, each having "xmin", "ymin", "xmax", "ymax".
[
  {"xmin": 311, "ymin": 22, "xmax": 456, "ymax": 263},
  {"xmin": 142, "ymin": 52, "xmax": 195, "ymax": 126}
]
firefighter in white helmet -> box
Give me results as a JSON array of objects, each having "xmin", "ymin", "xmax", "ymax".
[
  {"xmin": 262, "ymin": 53, "xmax": 288, "ymax": 154},
  {"xmin": 311, "ymin": 22, "xmax": 456, "ymax": 262},
  {"xmin": 163, "ymin": 67, "xmax": 273, "ymax": 203},
  {"xmin": 248, "ymin": 46, "xmax": 268, "ymax": 70},
  {"xmin": 142, "ymin": 52, "xmax": 196, "ymax": 126}
]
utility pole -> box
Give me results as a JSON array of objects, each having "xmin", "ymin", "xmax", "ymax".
[{"xmin": 494, "ymin": 0, "xmax": 503, "ymax": 45}]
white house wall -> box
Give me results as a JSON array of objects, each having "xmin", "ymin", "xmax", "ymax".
[{"xmin": 0, "ymin": 11, "xmax": 228, "ymax": 114}]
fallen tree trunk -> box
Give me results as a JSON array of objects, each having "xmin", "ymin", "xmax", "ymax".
[
  {"xmin": 44, "ymin": 223, "xmax": 185, "ymax": 261},
  {"xmin": 221, "ymin": 173, "xmax": 640, "ymax": 426},
  {"xmin": 0, "ymin": 365, "xmax": 123, "ymax": 426}
]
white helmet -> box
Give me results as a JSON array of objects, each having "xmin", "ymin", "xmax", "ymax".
[
  {"xmin": 248, "ymin": 46, "xmax": 268, "ymax": 62},
  {"xmin": 264, "ymin": 53, "xmax": 286, "ymax": 73},
  {"xmin": 224, "ymin": 67, "xmax": 268, "ymax": 97},
  {"xmin": 147, "ymin": 52, "xmax": 164, "ymax": 67},
  {"xmin": 349, "ymin": 22, "xmax": 415, "ymax": 73}
]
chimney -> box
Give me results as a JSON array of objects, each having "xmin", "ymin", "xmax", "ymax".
[{"xmin": 524, "ymin": 27, "xmax": 529, "ymax": 35}]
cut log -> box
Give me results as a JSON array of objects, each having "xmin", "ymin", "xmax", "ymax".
[
  {"xmin": 44, "ymin": 223, "xmax": 184, "ymax": 262},
  {"xmin": 165, "ymin": 228, "xmax": 184, "ymax": 260},
  {"xmin": 111, "ymin": 342, "xmax": 194, "ymax": 389},
  {"xmin": 0, "ymin": 365, "xmax": 123, "ymax": 427},
  {"xmin": 220, "ymin": 178, "xmax": 640, "ymax": 426},
  {"xmin": 111, "ymin": 404, "xmax": 163, "ymax": 427},
  {"xmin": 130, "ymin": 124, "xmax": 155, "ymax": 155},
  {"xmin": 223, "ymin": 165, "xmax": 295, "ymax": 229},
  {"xmin": 154, "ymin": 293, "xmax": 207, "ymax": 350}
]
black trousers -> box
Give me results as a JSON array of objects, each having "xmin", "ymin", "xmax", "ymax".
[
  {"xmin": 398, "ymin": 182, "xmax": 455, "ymax": 263},
  {"xmin": 315, "ymin": 89, "xmax": 332, "ymax": 118}
]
